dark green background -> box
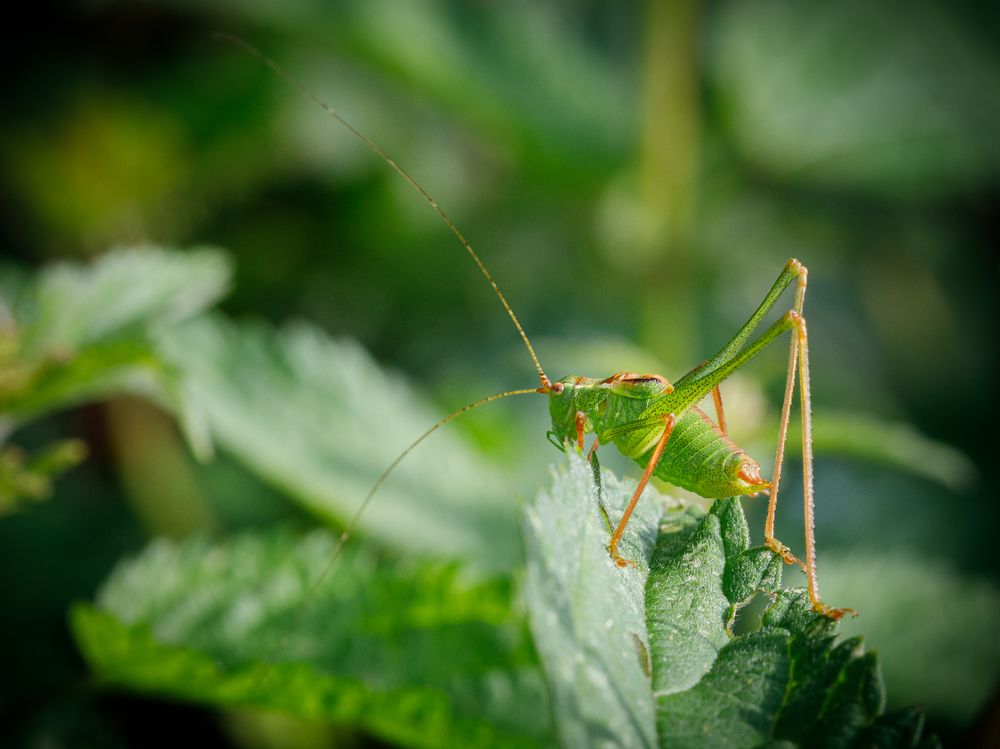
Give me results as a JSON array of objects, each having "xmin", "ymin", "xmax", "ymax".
[{"xmin": 3, "ymin": 1, "xmax": 999, "ymax": 746}]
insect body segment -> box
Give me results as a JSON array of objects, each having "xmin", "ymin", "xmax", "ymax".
[
  {"xmin": 547, "ymin": 375, "xmax": 763, "ymax": 499},
  {"xmin": 642, "ymin": 408, "xmax": 768, "ymax": 498}
]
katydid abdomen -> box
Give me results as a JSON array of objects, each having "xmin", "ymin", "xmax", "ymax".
[{"xmin": 640, "ymin": 408, "xmax": 765, "ymax": 499}]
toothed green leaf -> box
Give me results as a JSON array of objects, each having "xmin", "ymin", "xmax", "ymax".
[
  {"xmin": 71, "ymin": 529, "xmax": 553, "ymax": 749},
  {"xmin": 818, "ymin": 550, "xmax": 1000, "ymax": 723},
  {"xmin": 523, "ymin": 454, "xmax": 933, "ymax": 749}
]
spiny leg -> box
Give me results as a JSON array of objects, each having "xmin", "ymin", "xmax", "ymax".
[
  {"xmin": 667, "ymin": 259, "xmax": 849, "ymax": 617},
  {"xmin": 763, "ymin": 265, "xmax": 854, "ymax": 618},
  {"xmin": 626, "ymin": 259, "xmax": 850, "ymax": 617},
  {"xmin": 763, "ymin": 261, "xmax": 806, "ymax": 569},
  {"xmin": 794, "ymin": 313, "xmax": 855, "ymax": 619},
  {"xmin": 668, "ymin": 307, "xmax": 814, "ymax": 575},
  {"xmin": 608, "ymin": 413, "xmax": 676, "ymax": 567},
  {"xmin": 765, "ymin": 315, "xmax": 805, "ymax": 571},
  {"xmin": 711, "ymin": 384, "xmax": 728, "ymax": 436}
]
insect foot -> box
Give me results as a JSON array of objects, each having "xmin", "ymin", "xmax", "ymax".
[
  {"xmin": 608, "ymin": 545, "xmax": 638, "ymax": 569},
  {"xmin": 766, "ymin": 539, "xmax": 807, "ymax": 573},
  {"xmin": 812, "ymin": 602, "xmax": 859, "ymax": 621}
]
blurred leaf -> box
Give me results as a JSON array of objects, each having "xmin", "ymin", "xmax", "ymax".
[
  {"xmin": 0, "ymin": 438, "xmax": 87, "ymax": 515},
  {"xmin": 776, "ymin": 410, "xmax": 977, "ymax": 492},
  {"xmin": 172, "ymin": 1, "xmax": 632, "ymax": 182},
  {"xmin": 0, "ymin": 247, "xmax": 230, "ymax": 447},
  {"xmin": 5, "ymin": 96, "xmax": 192, "ymax": 249},
  {"xmin": 711, "ymin": 0, "xmax": 1000, "ymax": 198},
  {"xmin": 13, "ymin": 247, "xmax": 229, "ymax": 357},
  {"xmin": 524, "ymin": 454, "xmax": 932, "ymax": 748},
  {"xmin": 818, "ymin": 550, "xmax": 1000, "ymax": 724},
  {"xmin": 72, "ymin": 529, "xmax": 551, "ymax": 748},
  {"xmin": 331, "ymin": 0, "xmax": 631, "ymax": 180},
  {"xmin": 156, "ymin": 314, "xmax": 523, "ymax": 570}
]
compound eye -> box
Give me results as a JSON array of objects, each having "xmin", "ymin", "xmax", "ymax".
[{"xmin": 552, "ymin": 381, "xmax": 564, "ymax": 394}]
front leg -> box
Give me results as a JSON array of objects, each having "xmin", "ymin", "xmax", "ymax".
[
  {"xmin": 608, "ymin": 413, "xmax": 676, "ymax": 567},
  {"xmin": 575, "ymin": 410, "xmax": 587, "ymax": 452}
]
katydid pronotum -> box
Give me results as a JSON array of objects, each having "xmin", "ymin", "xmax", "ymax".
[{"xmin": 222, "ymin": 35, "xmax": 854, "ymax": 621}]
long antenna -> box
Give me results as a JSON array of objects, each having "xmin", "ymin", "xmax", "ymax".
[
  {"xmin": 214, "ymin": 33, "xmax": 551, "ymax": 392},
  {"xmin": 268, "ymin": 387, "xmax": 540, "ymax": 666},
  {"xmin": 218, "ymin": 36, "xmax": 555, "ymax": 684}
]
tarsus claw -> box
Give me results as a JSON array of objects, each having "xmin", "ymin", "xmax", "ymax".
[
  {"xmin": 812, "ymin": 603, "xmax": 858, "ymax": 621},
  {"xmin": 766, "ymin": 539, "xmax": 807, "ymax": 573},
  {"xmin": 608, "ymin": 545, "xmax": 638, "ymax": 569}
]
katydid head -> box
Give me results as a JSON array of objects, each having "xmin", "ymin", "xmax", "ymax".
[{"xmin": 543, "ymin": 376, "xmax": 606, "ymax": 450}]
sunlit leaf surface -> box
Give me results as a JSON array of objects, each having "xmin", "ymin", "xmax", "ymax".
[
  {"xmin": 0, "ymin": 246, "xmax": 229, "ymax": 451},
  {"xmin": 156, "ymin": 315, "xmax": 523, "ymax": 569},
  {"xmin": 73, "ymin": 530, "xmax": 552, "ymax": 749},
  {"xmin": 524, "ymin": 454, "xmax": 935, "ymax": 749}
]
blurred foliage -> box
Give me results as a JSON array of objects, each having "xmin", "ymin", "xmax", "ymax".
[
  {"xmin": 72, "ymin": 530, "xmax": 551, "ymax": 748},
  {"xmin": 821, "ymin": 550, "xmax": 1000, "ymax": 726},
  {"xmin": 2, "ymin": 0, "xmax": 999, "ymax": 746},
  {"xmin": 0, "ymin": 438, "xmax": 87, "ymax": 515},
  {"xmin": 155, "ymin": 314, "xmax": 523, "ymax": 568},
  {"xmin": 71, "ymin": 454, "xmax": 935, "ymax": 748},
  {"xmin": 0, "ymin": 247, "xmax": 230, "ymax": 456},
  {"xmin": 711, "ymin": 0, "xmax": 1000, "ymax": 199}
]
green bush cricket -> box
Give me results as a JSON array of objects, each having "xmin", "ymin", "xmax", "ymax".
[{"xmin": 223, "ymin": 36, "xmax": 853, "ymax": 621}]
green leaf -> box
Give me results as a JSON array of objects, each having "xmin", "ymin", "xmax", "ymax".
[
  {"xmin": 156, "ymin": 314, "xmax": 523, "ymax": 569},
  {"xmin": 71, "ymin": 529, "xmax": 552, "ymax": 749},
  {"xmin": 792, "ymin": 410, "xmax": 977, "ymax": 493},
  {"xmin": 16, "ymin": 247, "xmax": 230, "ymax": 357},
  {"xmin": 524, "ymin": 453, "xmax": 932, "ymax": 749},
  {"xmin": 522, "ymin": 455, "xmax": 667, "ymax": 749},
  {"xmin": 646, "ymin": 497, "xmax": 783, "ymax": 697},
  {"xmin": 0, "ymin": 247, "xmax": 230, "ymax": 447},
  {"xmin": 817, "ymin": 550, "xmax": 1000, "ymax": 724}
]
